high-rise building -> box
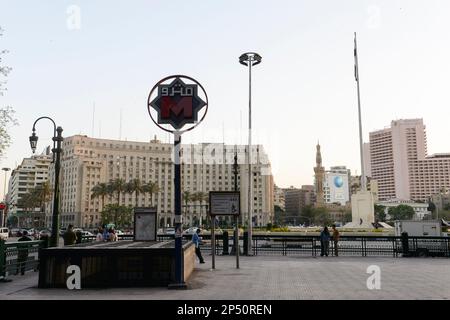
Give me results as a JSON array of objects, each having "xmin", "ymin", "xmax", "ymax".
[
  {"xmin": 46, "ymin": 135, "xmax": 274, "ymax": 228},
  {"xmin": 368, "ymin": 119, "xmax": 450, "ymax": 202},
  {"xmin": 8, "ymin": 153, "xmax": 53, "ymax": 219}
]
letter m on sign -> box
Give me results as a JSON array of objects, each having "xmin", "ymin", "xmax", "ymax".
[{"xmin": 161, "ymin": 97, "xmax": 193, "ymax": 119}]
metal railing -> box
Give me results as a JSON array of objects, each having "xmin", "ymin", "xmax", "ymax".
[
  {"xmin": 0, "ymin": 239, "xmax": 46, "ymax": 281},
  {"xmin": 79, "ymin": 233, "xmax": 449, "ymax": 257}
]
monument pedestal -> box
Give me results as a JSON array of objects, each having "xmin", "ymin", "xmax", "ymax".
[{"xmin": 344, "ymin": 191, "xmax": 375, "ymax": 228}]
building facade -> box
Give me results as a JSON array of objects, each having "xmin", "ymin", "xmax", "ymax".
[
  {"xmin": 324, "ymin": 166, "xmax": 351, "ymax": 206},
  {"xmin": 377, "ymin": 199, "xmax": 431, "ymax": 221},
  {"xmin": 283, "ymin": 185, "xmax": 316, "ymax": 220},
  {"xmin": 8, "ymin": 153, "xmax": 52, "ymax": 218},
  {"xmin": 46, "ymin": 135, "xmax": 274, "ymax": 229},
  {"xmin": 368, "ymin": 119, "xmax": 450, "ymax": 202}
]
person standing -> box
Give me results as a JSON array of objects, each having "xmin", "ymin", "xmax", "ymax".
[
  {"xmin": 16, "ymin": 230, "xmax": 32, "ymax": 275},
  {"xmin": 192, "ymin": 228, "xmax": 205, "ymax": 264},
  {"xmin": 332, "ymin": 224, "xmax": 340, "ymax": 256},
  {"xmin": 63, "ymin": 225, "xmax": 77, "ymax": 246},
  {"xmin": 96, "ymin": 227, "xmax": 104, "ymax": 242},
  {"xmin": 320, "ymin": 226, "xmax": 330, "ymax": 257}
]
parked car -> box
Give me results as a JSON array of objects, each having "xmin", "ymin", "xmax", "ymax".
[
  {"xmin": 9, "ymin": 228, "xmax": 20, "ymax": 237},
  {"xmin": 183, "ymin": 227, "xmax": 199, "ymax": 235},
  {"xmin": 81, "ymin": 231, "xmax": 94, "ymax": 237},
  {"xmin": 39, "ymin": 229, "xmax": 52, "ymax": 238},
  {"xmin": 0, "ymin": 227, "xmax": 9, "ymax": 240},
  {"xmin": 165, "ymin": 227, "xmax": 175, "ymax": 235}
]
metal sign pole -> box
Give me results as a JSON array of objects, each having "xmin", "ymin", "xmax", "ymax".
[
  {"xmin": 235, "ymin": 215, "xmax": 239, "ymax": 269},
  {"xmin": 211, "ymin": 214, "xmax": 215, "ymax": 270},
  {"xmin": 171, "ymin": 130, "xmax": 186, "ymax": 288}
]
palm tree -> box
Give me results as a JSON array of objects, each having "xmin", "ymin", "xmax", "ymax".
[
  {"xmin": 143, "ymin": 181, "xmax": 159, "ymax": 208},
  {"xmin": 91, "ymin": 183, "xmax": 109, "ymax": 211},
  {"xmin": 110, "ymin": 178, "xmax": 126, "ymax": 205},
  {"xmin": 191, "ymin": 191, "xmax": 208, "ymax": 227},
  {"xmin": 182, "ymin": 190, "xmax": 192, "ymax": 225},
  {"xmin": 126, "ymin": 178, "xmax": 144, "ymax": 207}
]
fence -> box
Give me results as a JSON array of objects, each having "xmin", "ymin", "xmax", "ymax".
[
  {"xmin": 0, "ymin": 239, "xmax": 45, "ymax": 281},
  {"xmin": 2, "ymin": 233, "xmax": 448, "ymax": 281},
  {"xmin": 80, "ymin": 233, "xmax": 450, "ymax": 258}
]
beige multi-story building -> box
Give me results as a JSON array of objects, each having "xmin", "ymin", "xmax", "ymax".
[
  {"xmin": 368, "ymin": 119, "xmax": 450, "ymax": 202},
  {"xmin": 8, "ymin": 152, "xmax": 53, "ymax": 221},
  {"xmin": 46, "ymin": 135, "xmax": 274, "ymax": 229}
]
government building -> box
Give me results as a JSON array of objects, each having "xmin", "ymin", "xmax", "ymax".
[{"xmin": 45, "ymin": 135, "xmax": 274, "ymax": 229}]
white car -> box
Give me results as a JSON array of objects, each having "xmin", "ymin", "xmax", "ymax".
[
  {"xmin": 183, "ymin": 227, "xmax": 199, "ymax": 235},
  {"xmin": 0, "ymin": 227, "xmax": 9, "ymax": 240}
]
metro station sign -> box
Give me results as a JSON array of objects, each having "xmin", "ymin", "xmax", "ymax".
[{"xmin": 148, "ymin": 76, "xmax": 207, "ymax": 131}]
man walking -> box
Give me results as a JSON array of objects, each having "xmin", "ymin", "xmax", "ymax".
[
  {"xmin": 332, "ymin": 224, "xmax": 340, "ymax": 256},
  {"xmin": 16, "ymin": 230, "xmax": 32, "ymax": 275},
  {"xmin": 192, "ymin": 228, "xmax": 205, "ymax": 264}
]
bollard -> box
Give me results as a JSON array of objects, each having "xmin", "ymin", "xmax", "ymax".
[
  {"xmin": 243, "ymin": 231, "xmax": 248, "ymax": 256},
  {"xmin": 222, "ymin": 231, "xmax": 229, "ymax": 255},
  {"xmin": 401, "ymin": 232, "xmax": 409, "ymax": 257}
]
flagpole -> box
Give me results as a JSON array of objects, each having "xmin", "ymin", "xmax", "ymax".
[{"xmin": 354, "ymin": 32, "xmax": 366, "ymax": 192}]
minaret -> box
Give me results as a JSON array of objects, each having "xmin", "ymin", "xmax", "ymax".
[{"xmin": 314, "ymin": 142, "xmax": 325, "ymax": 207}]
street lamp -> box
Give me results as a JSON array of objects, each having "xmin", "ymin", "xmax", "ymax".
[
  {"xmin": 239, "ymin": 52, "xmax": 262, "ymax": 255},
  {"xmin": 1, "ymin": 168, "xmax": 10, "ymax": 228},
  {"xmin": 29, "ymin": 117, "xmax": 63, "ymax": 247}
]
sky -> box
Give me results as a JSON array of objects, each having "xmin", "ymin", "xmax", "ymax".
[{"xmin": 1, "ymin": 0, "xmax": 450, "ymax": 198}]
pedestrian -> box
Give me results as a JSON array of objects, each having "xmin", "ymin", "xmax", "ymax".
[
  {"xmin": 63, "ymin": 224, "xmax": 77, "ymax": 246},
  {"xmin": 332, "ymin": 224, "xmax": 340, "ymax": 256},
  {"xmin": 320, "ymin": 226, "xmax": 330, "ymax": 257},
  {"xmin": 192, "ymin": 228, "xmax": 205, "ymax": 264},
  {"xmin": 96, "ymin": 227, "xmax": 104, "ymax": 242},
  {"xmin": 16, "ymin": 230, "xmax": 32, "ymax": 275},
  {"xmin": 103, "ymin": 225, "xmax": 109, "ymax": 241},
  {"xmin": 108, "ymin": 228, "xmax": 117, "ymax": 242}
]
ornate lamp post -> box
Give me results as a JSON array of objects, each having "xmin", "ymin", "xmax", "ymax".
[
  {"xmin": 29, "ymin": 117, "xmax": 63, "ymax": 247},
  {"xmin": 239, "ymin": 52, "xmax": 262, "ymax": 255}
]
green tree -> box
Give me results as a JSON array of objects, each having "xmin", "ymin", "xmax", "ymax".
[
  {"xmin": 274, "ymin": 205, "xmax": 285, "ymax": 226},
  {"xmin": 301, "ymin": 205, "xmax": 315, "ymax": 226},
  {"xmin": 17, "ymin": 191, "xmax": 39, "ymax": 228},
  {"xmin": 101, "ymin": 204, "xmax": 133, "ymax": 228},
  {"xmin": 143, "ymin": 181, "xmax": 159, "ymax": 207},
  {"xmin": 374, "ymin": 204, "xmax": 386, "ymax": 222},
  {"xmin": 109, "ymin": 178, "xmax": 126, "ymax": 205},
  {"xmin": 33, "ymin": 181, "xmax": 52, "ymax": 228},
  {"xmin": 182, "ymin": 190, "xmax": 192, "ymax": 223},
  {"xmin": 0, "ymin": 28, "xmax": 17, "ymax": 158},
  {"xmin": 312, "ymin": 206, "xmax": 332, "ymax": 226},
  {"xmin": 91, "ymin": 182, "xmax": 109, "ymax": 211},
  {"xmin": 126, "ymin": 178, "xmax": 144, "ymax": 207},
  {"xmin": 388, "ymin": 205, "xmax": 415, "ymax": 221}
]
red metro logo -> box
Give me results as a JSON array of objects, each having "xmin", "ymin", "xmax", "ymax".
[{"xmin": 148, "ymin": 76, "xmax": 207, "ymax": 131}]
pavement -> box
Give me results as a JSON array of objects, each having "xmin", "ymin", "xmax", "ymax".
[{"xmin": 0, "ymin": 255, "xmax": 449, "ymax": 300}]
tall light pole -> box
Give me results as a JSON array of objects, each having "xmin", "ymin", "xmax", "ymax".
[
  {"xmin": 29, "ymin": 117, "xmax": 63, "ymax": 248},
  {"xmin": 239, "ymin": 52, "xmax": 262, "ymax": 255},
  {"xmin": 354, "ymin": 33, "xmax": 366, "ymax": 191},
  {"xmin": 1, "ymin": 168, "xmax": 10, "ymax": 227}
]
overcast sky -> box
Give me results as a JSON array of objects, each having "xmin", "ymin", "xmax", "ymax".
[{"xmin": 1, "ymin": 0, "xmax": 450, "ymax": 198}]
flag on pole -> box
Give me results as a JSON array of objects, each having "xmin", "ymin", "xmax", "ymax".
[{"xmin": 354, "ymin": 32, "xmax": 359, "ymax": 82}]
